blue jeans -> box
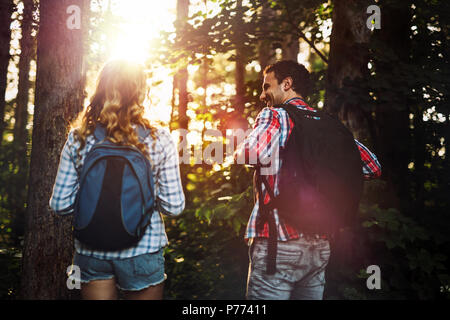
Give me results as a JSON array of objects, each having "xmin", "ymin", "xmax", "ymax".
[{"xmin": 246, "ymin": 237, "xmax": 330, "ymax": 300}]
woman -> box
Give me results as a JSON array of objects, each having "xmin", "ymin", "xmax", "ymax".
[{"xmin": 49, "ymin": 60, "xmax": 185, "ymax": 300}]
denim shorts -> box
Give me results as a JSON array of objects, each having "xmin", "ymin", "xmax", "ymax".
[{"xmin": 73, "ymin": 249, "xmax": 166, "ymax": 291}]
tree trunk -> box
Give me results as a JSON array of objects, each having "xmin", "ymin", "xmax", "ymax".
[
  {"xmin": 175, "ymin": 0, "xmax": 189, "ymax": 130},
  {"xmin": 373, "ymin": 0, "xmax": 412, "ymax": 210},
  {"xmin": 8, "ymin": 0, "xmax": 37, "ymax": 250},
  {"xmin": 177, "ymin": 68, "xmax": 189, "ymax": 130},
  {"xmin": 258, "ymin": 39, "xmax": 274, "ymax": 75},
  {"xmin": 282, "ymin": 34, "xmax": 299, "ymax": 62},
  {"xmin": 231, "ymin": 0, "xmax": 248, "ymax": 129},
  {"xmin": 170, "ymin": 72, "xmax": 177, "ymax": 131},
  {"xmin": 235, "ymin": 49, "xmax": 246, "ymax": 114},
  {"xmin": 323, "ymin": 0, "xmax": 374, "ymax": 284},
  {"xmin": 234, "ymin": 0, "xmax": 245, "ymax": 115},
  {"xmin": 0, "ymin": 0, "xmax": 14, "ymax": 143},
  {"xmin": 21, "ymin": 0, "xmax": 88, "ymax": 300},
  {"xmin": 13, "ymin": 0, "xmax": 35, "ymax": 156},
  {"xmin": 325, "ymin": 0, "xmax": 372, "ymax": 144},
  {"xmin": 200, "ymin": 58, "xmax": 208, "ymax": 108},
  {"xmin": 257, "ymin": 1, "xmax": 275, "ymax": 73}
]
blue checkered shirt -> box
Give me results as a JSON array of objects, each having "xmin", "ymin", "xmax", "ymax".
[{"xmin": 49, "ymin": 126, "xmax": 185, "ymax": 259}]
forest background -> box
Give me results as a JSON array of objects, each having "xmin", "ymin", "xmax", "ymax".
[{"xmin": 0, "ymin": 0, "xmax": 448, "ymax": 300}]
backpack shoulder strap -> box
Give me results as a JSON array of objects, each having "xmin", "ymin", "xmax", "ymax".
[
  {"xmin": 276, "ymin": 103, "xmax": 321, "ymax": 124},
  {"xmin": 93, "ymin": 124, "xmax": 152, "ymax": 144},
  {"xmin": 136, "ymin": 125, "xmax": 152, "ymax": 143},
  {"xmin": 93, "ymin": 124, "xmax": 107, "ymax": 142},
  {"xmin": 255, "ymin": 167, "xmax": 278, "ymax": 275}
]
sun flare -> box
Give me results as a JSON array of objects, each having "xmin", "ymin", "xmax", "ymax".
[
  {"xmin": 107, "ymin": 0, "xmax": 176, "ymax": 64},
  {"xmin": 108, "ymin": 25, "xmax": 152, "ymax": 64},
  {"xmin": 97, "ymin": 0, "xmax": 177, "ymax": 123}
]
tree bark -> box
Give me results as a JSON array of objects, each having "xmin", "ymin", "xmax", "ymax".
[
  {"xmin": 0, "ymin": 0, "xmax": 14, "ymax": 143},
  {"xmin": 324, "ymin": 1, "xmax": 376, "ymax": 283},
  {"xmin": 234, "ymin": 0, "xmax": 245, "ymax": 115},
  {"xmin": 230, "ymin": 0, "xmax": 249, "ymax": 129},
  {"xmin": 8, "ymin": 0, "xmax": 37, "ymax": 250},
  {"xmin": 21, "ymin": 0, "xmax": 88, "ymax": 300},
  {"xmin": 175, "ymin": 0, "xmax": 189, "ymax": 130},
  {"xmin": 235, "ymin": 50, "xmax": 245, "ymax": 114},
  {"xmin": 373, "ymin": 0, "xmax": 412, "ymax": 210},
  {"xmin": 200, "ymin": 58, "xmax": 208, "ymax": 108},
  {"xmin": 258, "ymin": 38, "xmax": 274, "ymax": 75},
  {"xmin": 13, "ymin": 0, "xmax": 35, "ymax": 155},
  {"xmin": 177, "ymin": 68, "xmax": 189, "ymax": 130},
  {"xmin": 325, "ymin": 0, "xmax": 372, "ymax": 143},
  {"xmin": 257, "ymin": 1, "xmax": 276, "ymax": 77},
  {"xmin": 170, "ymin": 72, "xmax": 177, "ymax": 131},
  {"xmin": 282, "ymin": 34, "xmax": 299, "ymax": 62}
]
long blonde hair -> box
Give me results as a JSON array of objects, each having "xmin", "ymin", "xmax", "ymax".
[{"xmin": 72, "ymin": 60, "xmax": 157, "ymax": 165}]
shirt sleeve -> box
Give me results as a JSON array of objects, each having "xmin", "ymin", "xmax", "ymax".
[
  {"xmin": 355, "ymin": 139, "xmax": 382, "ymax": 180},
  {"xmin": 235, "ymin": 107, "xmax": 281, "ymax": 167},
  {"xmin": 49, "ymin": 131, "xmax": 79, "ymax": 215},
  {"xmin": 154, "ymin": 129, "xmax": 185, "ymax": 216}
]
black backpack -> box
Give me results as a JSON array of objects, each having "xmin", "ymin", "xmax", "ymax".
[{"xmin": 256, "ymin": 104, "xmax": 364, "ymax": 274}]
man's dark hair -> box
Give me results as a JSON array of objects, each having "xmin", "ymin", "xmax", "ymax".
[{"xmin": 264, "ymin": 60, "xmax": 311, "ymax": 98}]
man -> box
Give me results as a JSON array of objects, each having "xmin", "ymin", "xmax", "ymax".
[{"xmin": 235, "ymin": 60, "xmax": 381, "ymax": 300}]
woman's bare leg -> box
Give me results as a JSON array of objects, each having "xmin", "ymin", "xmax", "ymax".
[
  {"xmin": 80, "ymin": 278, "xmax": 118, "ymax": 300},
  {"xmin": 123, "ymin": 282, "xmax": 164, "ymax": 300}
]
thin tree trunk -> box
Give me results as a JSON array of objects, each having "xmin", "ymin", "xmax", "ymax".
[
  {"xmin": 200, "ymin": 57, "xmax": 208, "ymax": 141},
  {"xmin": 231, "ymin": 0, "xmax": 249, "ymax": 129},
  {"xmin": 175, "ymin": 0, "xmax": 189, "ymax": 130},
  {"xmin": 21, "ymin": 0, "xmax": 88, "ymax": 300},
  {"xmin": 412, "ymin": 107, "xmax": 425, "ymax": 214},
  {"xmin": 170, "ymin": 72, "xmax": 177, "ymax": 131},
  {"xmin": 200, "ymin": 58, "xmax": 208, "ymax": 108},
  {"xmin": 14, "ymin": 0, "xmax": 35, "ymax": 153},
  {"xmin": 234, "ymin": 0, "xmax": 245, "ymax": 115},
  {"xmin": 0, "ymin": 0, "xmax": 14, "ymax": 143},
  {"xmin": 8, "ymin": 0, "xmax": 37, "ymax": 250},
  {"xmin": 200, "ymin": 1, "xmax": 208, "ymax": 110},
  {"xmin": 235, "ymin": 50, "xmax": 245, "ymax": 114},
  {"xmin": 177, "ymin": 68, "xmax": 189, "ymax": 130}
]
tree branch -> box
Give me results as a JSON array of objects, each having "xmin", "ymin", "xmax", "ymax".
[
  {"xmin": 297, "ymin": 30, "xmax": 328, "ymax": 64},
  {"xmin": 280, "ymin": 0, "xmax": 329, "ymax": 64}
]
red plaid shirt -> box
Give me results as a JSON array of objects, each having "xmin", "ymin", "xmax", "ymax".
[{"xmin": 238, "ymin": 98, "xmax": 382, "ymax": 242}]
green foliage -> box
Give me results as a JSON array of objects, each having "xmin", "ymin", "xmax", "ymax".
[
  {"xmin": 326, "ymin": 200, "xmax": 449, "ymax": 300},
  {"xmin": 0, "ymin": 140, "xmax": 28, "ymax": 299},
  {"xmin": 0, "ymin": 248, "xmax": 21, "ymax": 300},
  {"xmin": 0, "ymin": 141, "xmax": 27, "ymax": 248},
  {"xmin": 163, "ymin": 164, "xmax": 254, "ymax": 299}
]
